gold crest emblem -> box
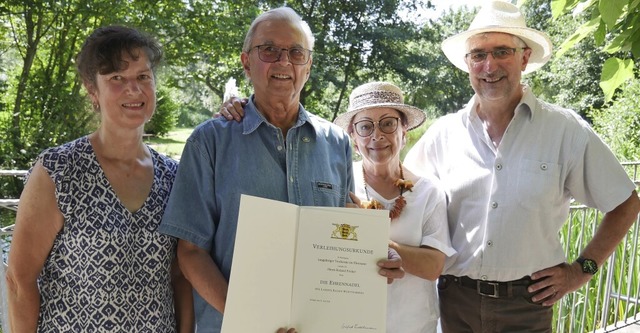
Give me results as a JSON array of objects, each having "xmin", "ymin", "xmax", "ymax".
[{"xmin": 331, "ymin": 223, "xmax": 358, "ymax": 241}]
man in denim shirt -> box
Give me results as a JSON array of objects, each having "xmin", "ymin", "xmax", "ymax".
[{"xmin": 160, "ymin": 7, "xmax": 403, "ymax": 333}]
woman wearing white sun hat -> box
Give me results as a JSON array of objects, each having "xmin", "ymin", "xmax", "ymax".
[
  {"xmin": 335, "ymin": 81, "xmax": 455, "ymax": 333},
  {"xmin": 405, "ymin": 1, "xmax": 640, "ymax": 332}
]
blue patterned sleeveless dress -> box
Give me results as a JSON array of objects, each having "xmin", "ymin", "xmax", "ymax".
[{"xmin": 33, "ymin": 136, "xmax": 179, "ymax": 332}]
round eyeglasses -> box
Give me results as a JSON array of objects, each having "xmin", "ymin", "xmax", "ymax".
[
  {"xmin": 250, "ymin": 45, "xmax": 313, "ymax": 65},
  {"xmin": 353, "ymin": 117, "xmax": 400, "ymax": 137}
]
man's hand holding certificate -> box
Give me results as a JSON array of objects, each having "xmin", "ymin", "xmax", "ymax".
[{"xmin": 221, "ymin": 195, "xmax": 391, "ymax": 333}]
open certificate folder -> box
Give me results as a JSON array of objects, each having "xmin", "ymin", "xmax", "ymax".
[{"xmin": 221, "ymin": 194, "xmax": 390, "ymax": 333}]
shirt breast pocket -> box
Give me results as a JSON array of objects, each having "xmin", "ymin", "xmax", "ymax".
[
  {"xmin": 516, "ymin": 159, "xmax": 561, "ymax": 209},
  {"xmin": 311, "ymin": 180, "xmax": 344, "ymax": 207}
]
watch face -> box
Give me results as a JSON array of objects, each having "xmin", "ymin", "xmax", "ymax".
[{"xmin": 581, "ymin": 258, "xmax": 598, "ymax": 274}]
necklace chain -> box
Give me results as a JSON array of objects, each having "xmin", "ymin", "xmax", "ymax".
[{"xmin": 362, "ymin": 162, "xmax": 413, "ymax": 220}]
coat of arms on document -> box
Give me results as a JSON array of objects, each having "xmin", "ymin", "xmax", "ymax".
[{"xmin": 331, "ymin": 223, "xmax": 358, "ymax": 241}]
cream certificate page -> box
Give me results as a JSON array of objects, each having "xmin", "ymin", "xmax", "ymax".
[{"xmin": 221, "ymin": 194, "xmax": 389, "ymax": 333}]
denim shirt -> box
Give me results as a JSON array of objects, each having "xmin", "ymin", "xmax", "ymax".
[{"xmin": 159, "ymin": 96, "xmax": 354, "ymax": 332}]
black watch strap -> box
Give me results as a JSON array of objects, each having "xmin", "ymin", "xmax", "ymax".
[{"xmin": 576, "ymin": 256, "xmax": 598, "ymax": 275}]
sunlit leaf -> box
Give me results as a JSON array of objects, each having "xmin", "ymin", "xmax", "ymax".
[
  {"xmin": 594, "ymin": 19, "xmax": 606, "ymax": 45},
  {"xmin": 599, "ymin": 57, "xmax": 634, "ymax": 102},
  {"xmin": 633, "ymin": 39, "xmax": 640, "ymax": 58},
  {"xmin": 551, "ymin": 0, "xmax": 569, "ymax": 18},
  {"xmin": 602, "ymin": 30, "xmax": 632, "ymax": 53},
  {"xmin": 599, "ymin": 0, "xmax": 627, "ymax": 29},
  {"xmin": 557, "ymin": 16, "xmax": 601, "ymax": 57},
  {"xmin": 551, "ymin": 0, "xmax": 584, "ymax": 18}
]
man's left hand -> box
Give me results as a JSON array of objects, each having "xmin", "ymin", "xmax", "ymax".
[{"xmin": 529, "ymin": 262, "xmax": 592, "ymax": 306}]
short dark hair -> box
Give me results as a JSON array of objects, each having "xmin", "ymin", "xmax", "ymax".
[{"xmin": 75, "ymin": 25, "xmax": 163, "ymax": 87}]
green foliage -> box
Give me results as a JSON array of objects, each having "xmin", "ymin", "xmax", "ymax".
[
  {"xmin": 145, "ymin": 87, "xmax": 178, "ymax": 137},
  {"xmin": 589, "ymin": 78, "xmax": 640, "ymax": 161},
  {"xmin": 280, "ymin": 0, "xmax": 434, "ymax": 121},
  {"xmin": 555, "ymin": 207, "xmax": 600, "ymax": 332},
  {"xmin": 599, "ymin": 57, "xmax": 635, "ymax": 101},
  {"xmin": 552, "ymin": 0, "xmax": 639, "ymax": 101},
  {"xmin": 555, "ymin": 203, "xmax": 640, "ymax": 332},
  {"xmin": 401, "ymin": 118, "xmax": 433, "ymax": 160},
  {"xmin": 175, "ymin": 97, "xmax": 212, "ymax": 128},
  {"xmin": 411, "ymin": 6, "xmax": 477, "ymax": 117},
  {"xmin": 147, "ymin": 0, "xmax": 258, "ymax": 103},
  {"xmin": 521, "ymin": 0, "xmax": 608, "ymax": 117},
  {"xmin": 2, "ymin": 0, "xmax": 439, "ymax": 170},
  {"xmin": 2, "ymin": 0, "xmax": 640, "ymax": 186},
  {"xmin": 146, "ymin": 127, "xmax": 192, "ymax": 158}
]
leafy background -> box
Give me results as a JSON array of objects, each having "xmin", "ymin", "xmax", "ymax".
[{"xmin": 1, "ymin": 0, "xmax": 639, "ymax": 195}]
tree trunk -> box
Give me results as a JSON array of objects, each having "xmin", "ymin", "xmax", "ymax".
[{"xmin": 11, "ymin": 5, "xmax": 44, "ymax": 152}]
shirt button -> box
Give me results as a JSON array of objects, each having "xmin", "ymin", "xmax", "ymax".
[
  {"xmin": 481, "ymin": 275, "xmax": 488, "ymax": 281},
  {"xmin": 540, "ymin": 163, "xmax": 548, "ymax": 170},
  {"xmin": 491, "ymin": 202, "xmax": 498, "ymax": 209},
  {"xmin": 289, "ymin": 177, "xmax": 294, "ymax": 183},
  {"xmin": 302, "ymin": 137, "xmax": 311, "ymax": 142},
  {"xmin": 487, "ymin": 240, "xmax": 493, "ymax": 247},
  {"xmin": 277, "ymin": 145, "xmax": 283, "ymax": 151},
  {"xmin": 495, "ymin": 164, "xmax": 502, "ymax": 171}
]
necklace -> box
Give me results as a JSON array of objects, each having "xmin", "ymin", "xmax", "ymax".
[{"xmin": 362, "ymin": 162, "xmax": 414, "ymax": 220}]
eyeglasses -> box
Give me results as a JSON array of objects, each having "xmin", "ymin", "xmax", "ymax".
[
  {"xmin": 250, "ymin": 45, "xmax": 313, "ymax": 65},
  {"xmin": 353, "ymin": 117, "xmax": 400, "ymax": 137},
  {"xmin": 465, "ymin": 47, "xmax": 528, "ymax": 64}
]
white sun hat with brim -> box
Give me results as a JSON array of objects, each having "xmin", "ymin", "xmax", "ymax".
[
  {"xmin": 334, "ymin": 81, "xmax": 426, "ymax": 133},
  {"xmin": 441, "ymin": 0, "xmax": 553, "ymax": 75}
]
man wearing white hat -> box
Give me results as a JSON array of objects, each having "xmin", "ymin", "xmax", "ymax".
[{"xmin": 405, "ymin": 1, "xmax": 640, "ymax": 332}]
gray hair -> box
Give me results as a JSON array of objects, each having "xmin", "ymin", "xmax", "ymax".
[
  {"xmin": 512, "ymin": 35, "xmax": 527, "ymax": 48},
  {"xmin": 242, "ymin": 7, "xmax": 315, "ymax": 52}
]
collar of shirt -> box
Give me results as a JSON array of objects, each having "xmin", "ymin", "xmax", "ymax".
[
  {"xmin": 465, "ymin": 85, "xmax": 536, "ymax": 125},
  {"xmin": 242, "ymin": 95, "xmax": 313, "ymax": 135}
]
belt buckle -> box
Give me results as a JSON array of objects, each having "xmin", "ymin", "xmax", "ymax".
[{"xmin": 477, "ymin": 281, "xmax": 500, "ymax": 298}]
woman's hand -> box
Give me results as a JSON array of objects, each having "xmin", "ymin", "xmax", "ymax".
[{"xmin": 378, "ymin": 247, "xmax": 405, "ymax": 284}]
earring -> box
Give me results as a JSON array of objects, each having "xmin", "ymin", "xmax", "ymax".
[{"xmin": 353, "ymin": 145, "xmax": 362, "ymax": 159}]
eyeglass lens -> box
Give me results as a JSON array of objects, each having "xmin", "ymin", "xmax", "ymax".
[
  {"xmin": 354, "ymin": 117, "xmax": 399, "ymax": 137},
  {"xmin": 466, "ymin": 48, "xmax": 518, "ymax": 63},
  {"xmin": 256, "ymin": 45, "xmax": 310, "ymax": 65}
]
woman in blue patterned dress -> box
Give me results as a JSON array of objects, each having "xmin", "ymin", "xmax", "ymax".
[{"xmin": 6, "ymin": 26, "xmax": 193, "ymax": 332}]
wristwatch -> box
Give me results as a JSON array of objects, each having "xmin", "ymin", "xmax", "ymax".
[{"xmin": 576, "ymin": 256, "xmax": 598, "ymax": 275}]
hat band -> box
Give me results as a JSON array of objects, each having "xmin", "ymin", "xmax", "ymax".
[{"xmin": 350, "ymin": 91, "xmax": 403, "ymax": 110}]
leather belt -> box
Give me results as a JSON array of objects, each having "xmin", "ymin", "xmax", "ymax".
[{"xmin": 441, "ymin": 275, "xmax": 532, "ymax": 298}]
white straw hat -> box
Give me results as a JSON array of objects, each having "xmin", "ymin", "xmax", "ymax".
[
  {"xmin": 441, "ymin": 0, "xmax": 553, "ymax": 74},
  {"xmin": 334, "ymin": 82, "xmax": 426, "ymax": 132}
]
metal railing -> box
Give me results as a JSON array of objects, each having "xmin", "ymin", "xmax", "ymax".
[
  {"xmin": 554, "ymin": 162, "xmax": 640, "ymax": 332},
  {"xmin": 1, "ymin": 165, "xmax": 639, "ymax": 332},
  {"xmin": 0, "ymin": 170, "xmax": 24, "ymax": 214}
]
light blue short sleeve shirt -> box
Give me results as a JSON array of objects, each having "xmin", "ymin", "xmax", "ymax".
[{"xmin": 159, "ymin": 96, "xmax": 354, "ymax": 332}]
